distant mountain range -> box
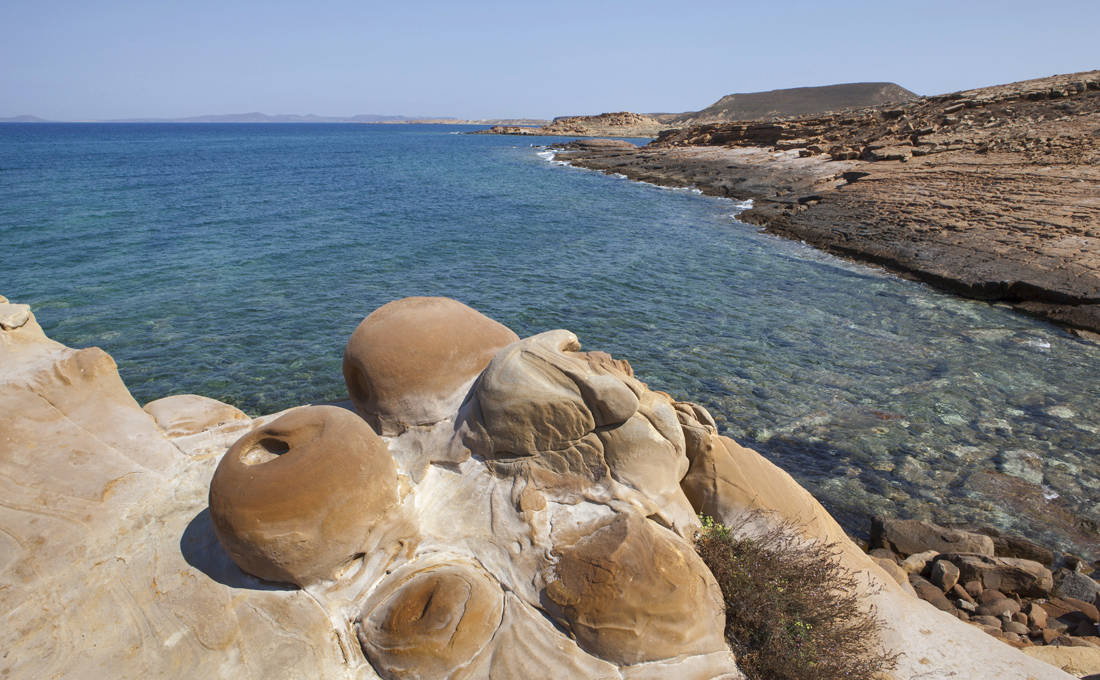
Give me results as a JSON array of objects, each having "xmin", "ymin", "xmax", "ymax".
[{"xmin": 0, "ymin": 112, "xmax": 549, "ymax": 125}]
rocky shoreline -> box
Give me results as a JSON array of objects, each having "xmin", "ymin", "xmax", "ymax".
[
  {"xmin": 554, "ymin": 71, "xmax": 1100, "ymax": 338},
  {"xmin": 865, "ymin": 516, "xmax": 1099, "ymax": 659},
  {"xmin": 3, "ymin": 293, "xmax": 1094, "ymax": 679}
]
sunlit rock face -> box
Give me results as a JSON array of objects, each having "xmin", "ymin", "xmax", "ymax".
[
  {"xmin": 208, "ymin": 405, "xmax": 402, "ymax": 586},
  {"xmin": 545, "ymin": 513, "xmax": 727, "ymax": 665},
  {"xmin": 342, "ymin": 296, "xmax": 519, "ymax": 436},
  {"xmin": 1, "ymin": 292, "xmax": 1076, "ymax": 680},
  {"xmin": 356, "ymin": 559, "xmax": 504, "ymax": 679},
  {"xmin": 452, "ymin": 329, "xmax": 699, "ymax": 537}
]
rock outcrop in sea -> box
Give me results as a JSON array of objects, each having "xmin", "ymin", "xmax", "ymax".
[{"xmin": 0, "ymin": 294, "xmax": 1087, "ymax": 679}]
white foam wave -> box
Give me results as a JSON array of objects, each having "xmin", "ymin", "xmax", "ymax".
[{"xmin": 728, "ymin": 199, "xmax": 754, "ymax": 219}]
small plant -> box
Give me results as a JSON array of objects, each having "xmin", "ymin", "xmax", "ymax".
[{"xmin": 695, "ymin": 514, "xmax": 898, "ymax": 680}]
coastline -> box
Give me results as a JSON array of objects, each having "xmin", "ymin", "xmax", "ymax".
[{"xmin": 551, "ymin": 72, "xmax": 1100, "ymax": 339}]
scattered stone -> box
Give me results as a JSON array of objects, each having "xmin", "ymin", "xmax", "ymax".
[
  {"xmin": 979, "ymin": 589, "xmax": 1010, "ymax": 605},
  {"xmin": 871, "ymin": 517, "xmax": 994, "ymax": 557},
  {"xmin": 910, "ymin": 574, "xmax": 956, "ymax": 613},
  {"xmin": 952, "ymin": 584, "xmax": 976, "ymax": 604},
  {"xmin": 1028, "ymin": 602, "xmax": 1049, "ymax": 629},
  {"xmin": 932, "ymin": 559, "xmax": 961, "ymax": 591},
  {"xmin": 965, "ymin": 580, "xmax": 984, "ymax": 598},
  {"xmin": 902, "ymin": 549, "xmax": 941, "ymax": 575},
  {"xmin": 941, "ymin": 554, "xmax": 1054, "ymax": 598},
  {"xmin": 977, "ymin": 598, "xmax": 1021, "ymax": 618},
  {"xmin": 1053, "ymin": 568, "xmax": 1100, "ymax": 604}
]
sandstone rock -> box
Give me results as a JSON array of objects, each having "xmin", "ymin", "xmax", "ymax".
[
  {"xmin": 902, "ymin": 549, "xmax": 941, "ymax": 575},
  {"xmin": 1029, "ymin": 601, "xmax": 1050, "ymax": 628},
  {"xmin": 209, "ymin": 405, "xmax": 402, "ymax": 585},
  {"xmin": 455, "ymin": 330, "xmax": 697, "ymax": 535},
  {"xmin": 1041, "ymin": 597, "xmax": 1100, "ymax": 639},
  {"xmin": 1, "ymin": 303, "xmax": 352, "ymax": 678},
  {"xmin": 941, "ymin": 553, "xmax": 1054, "ymax": 597},
  {"xmin": 545, "ymin": 514, "xmax": 727, "ymax": 665},
  {"xmin": 144, "ymin": 393, "xmax": 251, "ymax": 438},
  {"xmin": 869, "ymin": 547, "xmax": 899, "ymax": 563},
  {"xmin": 0, "ymin": 302, "xmax": 31, "ymax": 330},
  {"xmin": 910, "ymin": 574, "xmax": 956, "ymax": 612},
  {"xmin": 976, "ymin": 598, "xmax": 1021, "ymax": 618},
  {"xmin": 979, "ymin": 588, "xmax": 1010, "ymax": 604},
  {"xmin": 1053, "ymin": 568, "xmax": 1100, "ymax": 604},
  {"xmin": 871, "ymin": 517, "xmax": 995, "ymax": 557},
  {"xmin": 872, "ymin": 555, "xmax": 913, "ymax": 592},
  {"xmin": 952, "ymin": 583, "xmax": 976, "ymax": 604},
  {"xmin": 1, "ymin": 296, "xmax": 1075, "ymax": 680},
  {"xmin": 356, "ymin": 559, "xmax": 504, "ymax": 678},
  {"xmin": 932, "ymin": 558, "xmax": 962, "ymax": 591},
  {"xmin": 1022, "ymin": 646, "xmax": 1100, "ymax": 677},
  {"xmin": 343, "ymin": 296, "xmax": 519, "ymax": 435}
]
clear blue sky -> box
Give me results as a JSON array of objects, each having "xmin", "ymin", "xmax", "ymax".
[{"xmin": 2, "ymin": 0, "xmax": 1097, "ymax": 120}]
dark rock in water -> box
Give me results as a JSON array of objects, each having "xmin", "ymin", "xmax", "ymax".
[
  {"xmin": 871, "ymin": 517, "xmax": 994, "ymax": 557},
  {"xmin": 941, "ymin": 554, "xmax": 1054, "ymax": 598},
  {"xmin": 974, "ymin": 527, "xmax": 1055, "ymax": 566},
  {"xmin": 1053, "ymin": 568, "xmax": 1100, "ymax": 604}
]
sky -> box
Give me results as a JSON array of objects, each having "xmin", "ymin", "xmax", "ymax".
[{"xmin": 1, "ymin": 0, "xmax": 1097, "ymax": 121}]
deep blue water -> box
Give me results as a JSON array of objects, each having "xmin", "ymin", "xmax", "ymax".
[{"xmin": 2, "ymin": 123, "xmax": 1097, "ymax": 555}]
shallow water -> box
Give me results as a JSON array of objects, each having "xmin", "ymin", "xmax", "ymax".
[{"xmin": 3, "ymin": 123, "xmax": 1097, "ymax": 555}]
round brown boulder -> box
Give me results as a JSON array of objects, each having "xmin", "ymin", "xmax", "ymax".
[
  {"xmin": 545, "ymin": 514, "xmax": 726, "ymax": 664},
  {"xmin": 208, "ymin": 405, "xmax": 398, "ymax": 586},
  {"xmin": 343, "ymin": 297, "xmax": 519, "ymax": 435},
  {"xmin": 357, "ymin": 560, "xmax": 504, "ymax": 678}
]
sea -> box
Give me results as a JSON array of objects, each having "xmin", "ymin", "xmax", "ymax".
[{"xmin": 2, "ymin": 122, "xmax": 1097, "ymax": 555}]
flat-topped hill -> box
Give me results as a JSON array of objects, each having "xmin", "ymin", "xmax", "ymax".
[{"xmin": 664, "ymin": 82, "xmax": 919, "ymax": 125}]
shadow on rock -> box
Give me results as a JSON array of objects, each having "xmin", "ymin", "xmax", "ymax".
[{"xmin": 180, "ymin": 508, "xmax": 295, "ymax": 591}]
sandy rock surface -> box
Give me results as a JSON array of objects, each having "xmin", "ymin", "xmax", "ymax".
[{"xmin": 0, "ymin": 295, "xmax": 1077, "ymax": 679}]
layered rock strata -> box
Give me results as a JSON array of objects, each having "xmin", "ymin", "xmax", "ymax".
[
  {"xmin": 558, "ymin": 70, "xmax": 1100, "ymax": 336},
  {"xmin": 0, "ymin": 294, "xmax": 1078, "ymax": 679}
]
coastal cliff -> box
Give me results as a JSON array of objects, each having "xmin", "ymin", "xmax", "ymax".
[
  {"xmin": 1, "ymin": 294, "xmax": 1089, "ymax": 679},
  {"xmin": 556, "ymin": 71, "xmax": 1100, "ymax": 337}
]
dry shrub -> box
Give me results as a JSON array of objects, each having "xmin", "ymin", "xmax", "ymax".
[{"xmin": 695, "ymin": 515, "xmax": 898, "ymax": 680}]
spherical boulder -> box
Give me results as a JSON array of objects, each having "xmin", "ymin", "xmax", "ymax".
[
  {"xmin": 356, "ymin": 560, "xmax": 504, "ymax": 678},
  {"xmin": 208, "ymin": 405, "xmax": 398, "ymax": 586},
  {"xmin": 545, "ymin": 514, "xmax": 726, "ymax": 664},
  {"xmin": 343, "ymin": 297, "xmax": 519, "ymax": 435}
]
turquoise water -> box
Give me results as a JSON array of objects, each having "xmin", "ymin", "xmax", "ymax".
[{"xmin": 2, "ymin": 123, "xmax": 1097, "ymax": 556}]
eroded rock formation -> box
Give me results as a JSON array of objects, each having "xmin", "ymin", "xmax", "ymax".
[{"xmin": 0, "ymin": 294, "xmax": 1078, "ymax": 679}]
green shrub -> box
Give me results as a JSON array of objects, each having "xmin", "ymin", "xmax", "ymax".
[{"xmin": 696, "ymin": 515, "xmax": 898, "ymax": 680}]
